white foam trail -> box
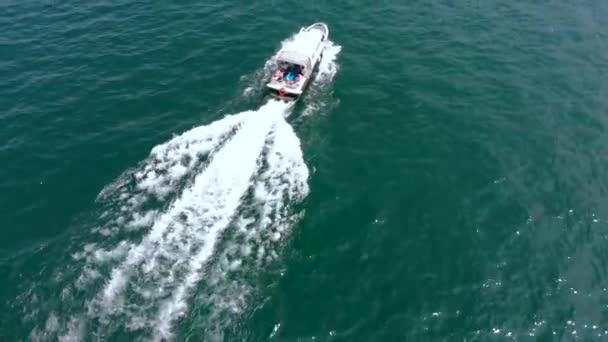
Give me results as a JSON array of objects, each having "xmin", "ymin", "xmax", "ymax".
[
  {"xmin": 300, "ymin": 39, "xmax": 342, "ymax": 118},
  {"xmin": 96, "ymin": 102, "xmax": 284, "ymax": 302},
  {"xmin": 72, "ymin": 99, "xmax": 311, "ymax": 341},
  {"xmin": 71, "ymin": 112, "xmax": 248, "ymax": 292},
  {"xmin": 87, "ymin": 113, "xmax": 246, "ymax": 243},
  {"xmin": 299, "ymin": 42, "xmax": 341, "ymax": 119},
  {"xmin": 30, "ymin": 24, "xmax": 340, "ymax": 341},
  {"xmin": 100, "ymin": 113, "xmax": 244, "ymax": 202},
  {"xmin": 190, "ymin": 106, "xmax": 310, "ymax": 338},
  {"xmin": 151, "ymin": 101, "xmax": 289, "ymax": 337},
  {"xmin": 256, "ymin": 109, "xmax": 310, "ymax": 231},
  {"xmin": 317, "ymin": 40, "xmax": 342, "ymax": 82}
]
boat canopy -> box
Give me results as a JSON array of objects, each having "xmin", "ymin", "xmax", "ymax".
[
  {"xmin": 276, "ymin": 30, "xmax": 324, "ymax": 72},
  {"xmin": 277, "ymin": 51, "xmax": 312, "ymax": 71}
]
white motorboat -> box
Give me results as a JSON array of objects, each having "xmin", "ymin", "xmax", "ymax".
[{"xmin": 266, "ymin": 23, "xmax": 329, "ymax": 102}]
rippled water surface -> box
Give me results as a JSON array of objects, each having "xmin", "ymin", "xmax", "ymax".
[{"xmin": 2, "ymin": 1, "xmax": 608, "ymax": 341}]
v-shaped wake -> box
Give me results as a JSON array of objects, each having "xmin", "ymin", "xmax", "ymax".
[{"xmin": 25, "ymin": 28, "xmax": 341, "ymax": 342}]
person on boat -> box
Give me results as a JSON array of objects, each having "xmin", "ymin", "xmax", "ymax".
[{"xmin": 283, "ymin": 65, "xmax": 299, "ymax": 82}]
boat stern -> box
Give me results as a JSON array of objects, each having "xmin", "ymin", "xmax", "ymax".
[
  {"xmin": 267, "ymin": 84, "xmax": 300, "ymax": 102},
  {"xmin": 266, "ymin": 77, "xmax": 305, "ymax": 102}
]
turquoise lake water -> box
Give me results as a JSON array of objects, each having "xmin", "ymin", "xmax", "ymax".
[{"xmin": 2, "ymin": 1, "xmax": 608, "ymax": 341}]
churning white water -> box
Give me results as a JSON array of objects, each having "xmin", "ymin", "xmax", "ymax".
[
  {"xmin": 29, "ymin": 26, "xmax": 341, "ymax": 342},
  {"xmin": 61, "ymin": 100, "xmax": 306, "ymax": 341}
]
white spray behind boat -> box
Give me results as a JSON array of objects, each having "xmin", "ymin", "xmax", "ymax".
[{"xmin": 24, "ymin": 24, "xmax": 340, "ymax": 342}]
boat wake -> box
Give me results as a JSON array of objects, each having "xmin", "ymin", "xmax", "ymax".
[
  {"xmin": 301, "ymin": 39, "xmax": 342, "ymax": 117},
  {"xmin": 27, "ymin": 100, "xmax": 308, "ymax": 341},
  {"xmin": 21, "ymin": 25, "xmax": 341, "ymax": 342}
]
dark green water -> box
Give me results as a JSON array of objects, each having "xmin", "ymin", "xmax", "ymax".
[{"xmin": 2, "ymin": 1, "xmax": 608, "ymax": 341}]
